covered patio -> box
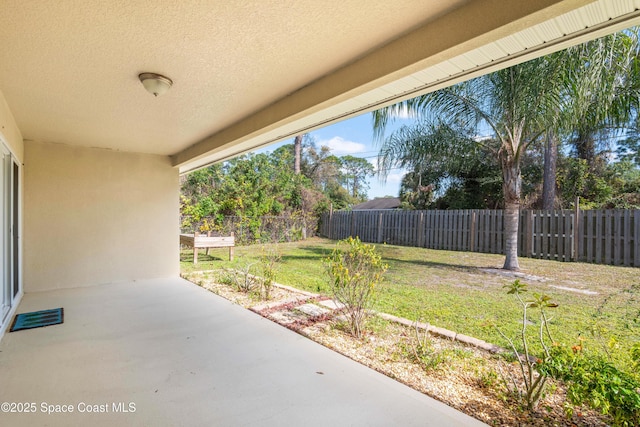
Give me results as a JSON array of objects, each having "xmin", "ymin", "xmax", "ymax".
[
  {"xmin": 2, "ymin": 1, "xmax": 640, "ymax": 425},
  {"xmin": 0, "ymin": 278, "xmax": 484, "ymax": 426}
]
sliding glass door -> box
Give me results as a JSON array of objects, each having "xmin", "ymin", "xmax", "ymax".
[{"xmin": 1, "ymin": 142, "xmax": 18, "ymax": 326}]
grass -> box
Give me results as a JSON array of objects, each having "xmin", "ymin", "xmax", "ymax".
[{"xmin": 180, "ymin": 237, "xmax": 640, "ymax": 370}]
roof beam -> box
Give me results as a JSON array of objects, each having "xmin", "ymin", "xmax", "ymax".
[{"xmin": 171, "ymin": 0, "xmax": 591, "ymax": 170}]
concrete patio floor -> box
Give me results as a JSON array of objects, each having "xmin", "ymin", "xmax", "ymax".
[{"xmin": 0, "ymin": 278, "xmax": 486, "ymax": 426}]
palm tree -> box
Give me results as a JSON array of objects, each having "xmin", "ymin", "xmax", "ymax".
[
  {"xmin": 539, "ymin": 29, "xmax": 639, "ymax": 209},
  {"xmin": 565, "ymin": 29, "xmax": 640, "ymax": 171},
  {"xmin": 373, "ymin": 29, "xmax": 639, "ymax": 270},
  {"xmin": 374, "ymin": 57, "xmax": 566, "ymax": 270}
]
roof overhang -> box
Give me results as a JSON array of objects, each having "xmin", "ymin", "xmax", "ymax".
[
  {"xmin": 173, "ymin": 0, "xmax": 640, "ymax": 173},
  {"xmin": 1, "ymin": 1, "xmax": 639, "ymax": 174}
]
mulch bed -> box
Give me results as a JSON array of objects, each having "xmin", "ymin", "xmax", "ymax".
[{"xmin": 184, "ymin": 270, "xmax": 610, "ymax": 426}]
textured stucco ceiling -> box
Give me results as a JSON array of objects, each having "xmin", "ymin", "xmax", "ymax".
[
  {"xmin": 1, "ymin": 0, "xmax": 638, "ymax": 173},
  {"xmin": 0, "ymin": 0, "xmax": 465, "ymax": 156}
]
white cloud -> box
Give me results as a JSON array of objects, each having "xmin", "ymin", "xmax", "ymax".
[{"xmin": 320, "ymin": 136, "xmax": 366, "ymax": 155}]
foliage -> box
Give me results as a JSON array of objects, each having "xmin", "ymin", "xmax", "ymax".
[
  {"xmin": 543, "ymin": 343, "xmax": 640, "ymax": 426},
  {"xmin": 376, "ymin": 120, "xmax": 505, "ymax": 210},
  {"xmin": 340, "ymin": 155, "xmax": 375, "ymax": 202},
  {"xmin": 258, "ymin": 246, "xmax": 281, "ymax": 300},
  {"xmin": 557, "ymin": 158, "xmax": 613, "ymax": 209},
  {"xmin": 494, "ymin": 280, "xmax": 558, "ymax": 410},
  {"xmin": 373, "ymin": 28, "xmax": 640, "ymax": 268},
  {"xmin": 181, "ymin": 238, "xmax": 640, "ymax": 375},
  {"xmin": 180, "ymin": 148, "xmax": 329, "ymax": 243},
  {"xmin": 231, "ymin": 262, "xmax": 259, "ymax": 293},
  {"xmin": 374, "ymin": 51, "xmax": 575, "ymax": 270},
  {"xmin": 181, "ymin": 135, "xmax": 379, "ymax": 244},
  {"xmin": 325, "ymin": 237, "xmax": 388, "ymax": 338},
  {"xmin": 407, "ymin": 320, "xmax": 446, "ymax": 372},
  {"xmin": 556, "ymin": 157, "xmax": 640, "ymax": 209}
]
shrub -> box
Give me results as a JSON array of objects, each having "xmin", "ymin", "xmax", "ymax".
[
  {"xmin": 325, "ymin": 237, "xmax": 387, "ymax": 338},
  {"xmin": 543, "ymin": 343, "xmax": 640, "ymax": 426},
  {"xmin": 258, "ymin": 246, "xmax": 281, "ymax": 300},
  {"xmin": 216, "ymin": 268, "xmax": 236, "ymax": 287},
  {"xmin": 408, "ymin": 320, "xmax": 446, "ymax": 372},
  {"xmin": 232, "ymin": 262, "xmax": 259, "ymax": 293},
  {"xmin": 495, "ymin": 280, "xmax": 558, "ymax": 410}
]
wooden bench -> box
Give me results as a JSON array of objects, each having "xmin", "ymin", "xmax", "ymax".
[{"xmin": 180, "ymin": 232, "xmax": 235, "ymax": 264}]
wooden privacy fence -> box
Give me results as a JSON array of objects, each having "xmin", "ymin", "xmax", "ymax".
[{"xmin": 319, "ymin": 209, "xmax": 640, "ymax": 267}]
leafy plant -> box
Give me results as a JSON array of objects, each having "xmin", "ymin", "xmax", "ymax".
[
  {"xmin": 543, "ymin": 342, "xmax": 640, "ymax": 426},
  {"xmin": 495, "ymin": 280, "xmax": 558, "ymax": 410},
  {"xmin": 216, "ymin": 268, "xmax": 236, "ymax": 287},
  {"xmin": 325, "ymin": 237, "xmax": 387, "ymax": 338},
  {"xmin": 258, "ymin": 246, "xmax": 281, "ymax": 300},
  {"xmin": 232, "ymin": 262, "xmax": 259, "ymax": 293},
  {"xmin": 408, "ymin": 320, "xmax": 446, "ymax": 372}
]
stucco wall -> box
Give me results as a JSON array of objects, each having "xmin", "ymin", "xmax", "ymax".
[
  {"xmin": 0, "ymin": 89, "xmax": 23, "ymax": 161},
  {"xmin": 24, "ymin": 141, "xmax": 179, "ymax": 291}
]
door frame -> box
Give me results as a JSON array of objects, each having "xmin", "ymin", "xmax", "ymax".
[{"xmin": 0, "ymin": 136, "xmax": 22, "ymax": 338}]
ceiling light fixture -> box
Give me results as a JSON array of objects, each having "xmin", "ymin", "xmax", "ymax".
[{"xmin": 138, "ymin": 72, "xmax": 173, "ymax": 97}]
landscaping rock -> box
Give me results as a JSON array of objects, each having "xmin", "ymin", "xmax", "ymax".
[
  {"xmin": 296, "ymin": 303, "xmax": 331, "ymax": 317},
  {"xmin": 455, "ymin": 333, "xmax": 502, "ymax": 353},
  {"xmin": 318, "ymin": 299, "xmax": 345, "ymax": 310},
  {"xmin": 251, "ymin": 295, "xmax": 308, "ymax": 312}
]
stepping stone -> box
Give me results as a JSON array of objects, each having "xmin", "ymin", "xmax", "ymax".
[
  {"xmin": 269, "ymin": 310, "xmax": 306, "ymax": 325},
  {"xmin": 252, "ymin": 296, "xmax": 308, "ymax": 312},
  {"xmin": 549, "ymin": 285, "xmax": 598, "ymax": 295},
  {"xmin": 318, "ymin": 300, "xmax": 345, "ymax": 310},
  {"xmin": 296, "ymin": 303, "xmax": 330, "ymax": 317}
]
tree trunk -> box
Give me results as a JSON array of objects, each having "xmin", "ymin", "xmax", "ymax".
[
  {"xmin": 294, "ymin": 135, "xmax": 302, "ymax": 175},
  {"xmin": 542, "ymin": 130, "xmax": 557, "ymax": 210},
  {"xmin": 502, "ymin": 155, "xmax": 521, "ymax": 271}
]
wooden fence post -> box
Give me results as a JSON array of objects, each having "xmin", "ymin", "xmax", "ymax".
[
  {"xmin": 470, "ymin": 211, "xmax": 476, "ymax": 252},
  {"xmin": 350, "ymin": 211, "xmax": 355, "ymax": 237},
  {"xmin": 329, "ymin": 204, "xmax": 333, "ymax": 239},
  {"xmin": 573, "ymin": 196, "xmax": 580, "ymax": 261},
  {"xmin": 635, "ymin": 210, "xmax": 640, "ymax": 267},
  {"xmin": 418, "ymin": 211, "xmax": 425, "ymax": 247},
  {"xmin": 525, "ymin": 210, "xmax": 533, "ymax": 258},
  {"xmin": 377, "ymin": 212, "xmax": 383, "ymax": 243}
]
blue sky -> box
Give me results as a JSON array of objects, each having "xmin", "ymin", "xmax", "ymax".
[{"xmin": 255, "ymin": 112, "xmax": 412, "ymax": 199}]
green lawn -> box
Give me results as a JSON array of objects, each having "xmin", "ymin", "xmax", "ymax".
[{"xmin": 181, "ymin": 237, "xmax": 640, "ymax": 370}]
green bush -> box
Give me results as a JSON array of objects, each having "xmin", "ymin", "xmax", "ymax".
[
  {"xmin": 407, "ymin": 320, "xmax": 446, "ymax": 372},
  {"xmin": 258, "ymin": 246, "xmax": 281, "ymax": 300},
  {"xmin": 543, "ymin": 344, "xmax": 640, "ymax": 426},
  {"xmin": 325, "ymin": 237, "xmax": 387, "ymax": 338}
]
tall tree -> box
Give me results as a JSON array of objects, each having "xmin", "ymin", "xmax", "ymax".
[
  {"xmin": 565, "ymin": 29, "xmax": 640, "ymax": 171},
  {"xmin": 540, "ymin": 29, "xmax": 640, "ymax": 208},
  {"xmin": 374, "ymin": 28, "xmax": 640, "ymax": 270},
  {"xmin": 542, "ymin": 130, "xmax": 558, "ymax": 209},
  {"xmin": 374, "ymin": 58, "xmax": 566, "ymax": 270},
  {"xmin": 340, "ymin": 155, "xmax": 375, "ymax": 202},
  {"xmin": 293, "ymin": 134, "xmax": 303, "ymax": 175}
]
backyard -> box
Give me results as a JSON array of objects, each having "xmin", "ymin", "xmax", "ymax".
[
  {"xmin": 181, "ymin": 237, "xmax": 640, "ymax": 364},
  {"xmin": 181, "ymin": 238, "xmax": 640, "ymax": 426}
]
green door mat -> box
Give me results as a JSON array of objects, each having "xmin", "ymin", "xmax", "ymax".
[{"xmin": 10, "ymin": 308, "xmax": 64, "ymax": 332}]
